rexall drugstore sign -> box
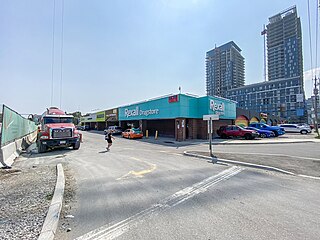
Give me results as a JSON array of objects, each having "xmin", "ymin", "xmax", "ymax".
[
  {"xmin": 198, "ymin": 96, "xmax": 236, "ymax": 119},
  {"xmin": 124, "ymin": 107, "xmax": 160, "ymax": 118},
  {"xmin": 209, "ymin": 99, "xmax": 225, "ymax": 115}
]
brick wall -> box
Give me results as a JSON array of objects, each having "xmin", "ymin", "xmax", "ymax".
[{"xmin": 175, "ymin": 118, "xmax": 186, "ymax": 141}]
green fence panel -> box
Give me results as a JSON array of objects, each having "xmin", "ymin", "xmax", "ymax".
[{"xmin": 1, "ymin": 105, "xmax": 38, "ymax": 147}]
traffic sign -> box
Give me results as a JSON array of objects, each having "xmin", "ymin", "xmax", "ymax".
[{"xmin": 203, "ymin": 114, "xmax": 219, "ymax": 121}]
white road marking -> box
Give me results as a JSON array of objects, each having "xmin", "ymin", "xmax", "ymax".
[
  {"xmin": 213, "ymin": 151, "xmax": 320, "ymax": 162},
  {"xmin": 75, "ymin": 166, "xmax": 243, "ymax": 240},
  {"xmin": 298, "ymin": 174, "xmax": 320, "ymax": 180},
  {"xmin": 170, "ymin": 153, "xmax": 183, "ymax": 156}
]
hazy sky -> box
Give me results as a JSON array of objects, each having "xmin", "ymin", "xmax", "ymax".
[{"xmin": 1, "ymin": 0, "xmax": 319, "ymax": 114}]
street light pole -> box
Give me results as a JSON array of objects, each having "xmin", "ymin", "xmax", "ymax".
[
  {"xmin": 208, "ymin": 117, "xmax": 213, "ymax": 157},
  {"xmin": 313, "ymin": 75, "xmax": 319, "ymax": 137}
]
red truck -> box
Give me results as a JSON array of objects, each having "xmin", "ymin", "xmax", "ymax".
[
  {"xmin": 37, "ymin": 107, "xmax": 81, "ymax": 153},
  {"xmin": 217, "ymin": 125, "xmax": 259, "ymax": 140}
]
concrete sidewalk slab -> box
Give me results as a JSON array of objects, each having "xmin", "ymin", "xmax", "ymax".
[
  {"xmin": 212, "ymin": 138, "xmax": 320, "ymax": 145},
  {"xmin": 139, "ymin": 137, "xmax": 320, "ymax": 146}
]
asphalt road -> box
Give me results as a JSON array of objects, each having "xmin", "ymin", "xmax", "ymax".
[{"xmin": 18, "ymin": 131, "xmax": 320, "ymax": 240}]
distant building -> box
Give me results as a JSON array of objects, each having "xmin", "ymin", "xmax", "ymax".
[
  {"xmin": 225, "ymin": 6, "xmax": 306, "ymax": 122},
  {"xmin": 227, "ymin": 77, "xmax": 306, "ymax": 122},
  {"xmin": 206, "ymin": 41, "xmax": 245, "ymax": 98},
  {"xmin": 306, "ymin": 97, "xmax": 320, "ymax": 124},
  {"xmin": 267, "ymin": 6, "xmax": 303, "ymax": 81}
]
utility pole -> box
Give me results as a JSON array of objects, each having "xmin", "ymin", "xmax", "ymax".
[{"xmin": 313, "ymin": 75, "xmax": 320, "ymax": 137}]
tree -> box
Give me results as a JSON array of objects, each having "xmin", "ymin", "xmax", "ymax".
[{"xmin": 68, "ymin": 111, "xmax": 82, "ymax": 125}]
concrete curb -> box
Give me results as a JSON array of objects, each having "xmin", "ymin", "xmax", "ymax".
[
  {"xmin": 183, "ymin": 151, "xmax": 296, "ymax": 175},
  {"xmin": 38, "ymin": 163, "xmax": 65, "ymax": 240},
  {"xmin": 184, "ymin": 151, "xmax": 320, "ymax": 180}
]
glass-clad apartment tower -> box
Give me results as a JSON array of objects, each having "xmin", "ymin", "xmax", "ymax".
[
  {"xmin": 206, "ymin": 41, "xmax": 245, "ymax": 98},
  {"xmin": 267, "ymin": 6, "xmax": 303, "ymax": 81}
]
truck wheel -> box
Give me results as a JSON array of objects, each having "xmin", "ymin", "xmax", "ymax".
[
  {"xmin": 272, "ymin": 131, "xmax": 279, "ymax": 137},
  {"xmin": 73, "ymin": 140, "xmax": 80, "ymax": 150},
  {"xmin": 244, "ymin": 134, "xmax": 251, "ymax": 140},
  {"xmin": 37, "ymin": 141, "xmax": 47, "ymax": 153}
]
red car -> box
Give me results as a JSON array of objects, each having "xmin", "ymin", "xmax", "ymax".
[
  {"xmin": 122, "ymin": 128, "xmax": 143, "ymax": 139},
  {"xmin": 217, "ymin": 125, "xmax": 259, "ymax": 140}
]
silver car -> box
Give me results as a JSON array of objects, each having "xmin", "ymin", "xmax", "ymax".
[
  {"xmin": 279, "ymin": 124, "xmax": 311, "ymax": 134},
  {"xmin": 104, "ymin": 126, "xmax": 123, "ymax": 135}
]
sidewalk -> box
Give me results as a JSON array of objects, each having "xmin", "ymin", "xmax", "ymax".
[
  {"xmin": 138, "ymin": 136, "xmax": 320, "ymax": 146},
  {"xmin": 211, "ymin": 137, "xmax": 320, "ymax": 145}
]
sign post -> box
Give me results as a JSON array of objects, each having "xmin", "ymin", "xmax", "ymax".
[{"xmin": 203, "ymin": 114, "xmax": 219, "ymax": 158}]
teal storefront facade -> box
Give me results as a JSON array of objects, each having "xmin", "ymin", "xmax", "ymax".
[{"xmin": 119, "ymin": 94, "xmax": 236, "ymax": 141}]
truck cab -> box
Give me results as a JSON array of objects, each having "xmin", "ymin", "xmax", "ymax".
[{"xmin": 37, "ymin": 107, "xmax": 81, "ymax": 153}]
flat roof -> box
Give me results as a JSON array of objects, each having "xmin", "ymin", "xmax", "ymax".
[
  {"xmin": 119, "ymin": 93, "xmax": 237, "ymax": 108},
  {"xmin": 228, "ymin": 76, "xmax": 301, "ymax": 91},
  {"xmin": 207, "ymin": 41, "xmax": 242, "ymax": 55}
]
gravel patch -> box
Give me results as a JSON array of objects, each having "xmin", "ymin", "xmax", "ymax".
[{"xmin": 0, "ymin": 165, "xmax": 56, "ymax": 240}]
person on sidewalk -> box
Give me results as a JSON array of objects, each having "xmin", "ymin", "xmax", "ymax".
[{"xmin": 105, "ymin": 131, "xmax": 115, "ymax": 151}]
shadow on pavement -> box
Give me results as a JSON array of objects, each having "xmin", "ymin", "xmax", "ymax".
[{"xmin": 98, "ymin": 150, "xmax": 109, "ymax": 153}]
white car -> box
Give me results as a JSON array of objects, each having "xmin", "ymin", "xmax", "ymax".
[
  {"xmin": 279, "ymin": 124, "xmax": 311, "ymax": 134},
  {"xmin": 104, "ymin": 126, "xmax": 123, "ymax": 135}
]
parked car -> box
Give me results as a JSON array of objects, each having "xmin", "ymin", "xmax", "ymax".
[
  {"xmin": 217, "ymin": 125, "xmax": 259, "ymax": 140},
  {"xmin": 297, "ymin": 123, "xmax": 310, "ymax": 127},
  {"xmin": 249, "ymin": 123, "xmax": 285, "ymax": 137},
  {"xmin": 82, "ymin": 125, "xmax": 90, "ymax": 131},
  {"xmin": 279, "ymin": 124, "xmax": 311, "ymax": 134},
  {"xmin": 245, "ymin": 127, "xmax": 275, "ymax": 138},
  {"xmin": 122, "ymin": 128, "xmax": 143, "ymax": 139},
  {"xmin": 76, "ymin": 125, "xmax": 85, "ymax": 131},
  {"xmin": 104, "ymin": 126, "xmax": 123, "ymax": 135}
]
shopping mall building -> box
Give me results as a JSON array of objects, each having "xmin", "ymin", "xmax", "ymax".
[
  {"xmin": 80, "ymin": 108, "xmax": 118, "ymax": 131},
  {"xmin": 80, "ymin": 93, "xmax": 283, "ymax": 141},
  {"xmin": 117, "ymin": 94, "xmax": 236, "ymax": 141}
]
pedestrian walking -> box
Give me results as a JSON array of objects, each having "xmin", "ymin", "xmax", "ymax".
[{"xmin": 105, "ymin": 131, "xmax": 115, "ymax": 151}]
